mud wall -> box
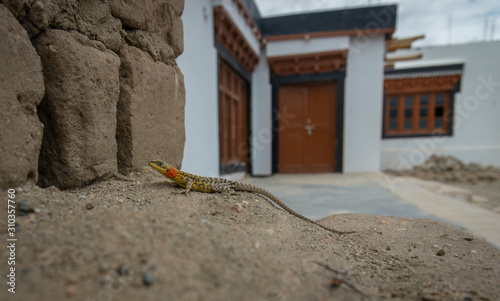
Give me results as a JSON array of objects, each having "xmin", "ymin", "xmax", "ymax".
[{"xmin": 0, "ymin": 0, "xmax": 185, "ymax": 189}]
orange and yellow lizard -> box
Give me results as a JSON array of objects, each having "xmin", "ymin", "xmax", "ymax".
[{"xmin": 149, "ymin": 160, "xmax": 352, "ymax": 234}]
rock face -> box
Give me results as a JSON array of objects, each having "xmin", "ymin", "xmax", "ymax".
[
  {"xmin": 0, "ymin": 5, "xmax": 45, "ymax": 188},
  {"xmin": 109, "ymin": 0, "xmax": 184, "ymax": 57},
  {"xmin": 35, "ymin": 30, "xmax": 121, "ymax": 188},
  {"xmin": 1, "ymin": 0, "xmax": 185, "ymax": 188},
  {"xmin": 117, "ymin": 45, "xmax": 185, "ymax": 173},
  {"xmin": 3, "ymin": 0, "xmax": 123, "ymax": 51}
]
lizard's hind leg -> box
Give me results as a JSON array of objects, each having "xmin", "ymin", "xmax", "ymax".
[{"xmin": 213, "ymin": 184, "xmax": 239, "ymax": 197}]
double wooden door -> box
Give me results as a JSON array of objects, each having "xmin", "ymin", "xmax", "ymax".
[{"xmin": 278, "ymin": 81, "xmax": 337, "ymax": 173}]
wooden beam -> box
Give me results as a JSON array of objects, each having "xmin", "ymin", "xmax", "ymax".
[
  {"xmin": 385, "ymin": 53, "xmax": 423, "ymax": 63},
  {"xmin": 386, "ymin": 34, "xmax": 425, "ymax": 52}
]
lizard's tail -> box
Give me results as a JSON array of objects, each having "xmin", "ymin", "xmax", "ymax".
[{"xmin": 235, "ymin": 182, "xmax": 353, "ymax": 234}]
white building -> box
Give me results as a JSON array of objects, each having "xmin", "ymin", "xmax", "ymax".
[
  {"xmin": 178, "ymin": 0, "xmax": 499, "ymax": 177},
  {"xmin": 381, "ymin": 41, "xmax": 500, "ymax": 169},
  {"xmin": 178, "ymin": 0, "xmax": 396, "ymax": 177}
]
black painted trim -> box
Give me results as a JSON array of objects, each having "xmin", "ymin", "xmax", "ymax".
[
  {"xmin": 241, "ymin": 0, "xmax": 262, "ymax": 26},
  {"xmin": 261, "ymin": 5, "xmax": 397, "ymax": 37},
  {"xmin": 271, "ymin": 71, "xmax": 346, "ymax": 174},
  {"xmin": 246, "ymin": 75, "xmax": 253, "ymax": 176},
  {"xmin": 447, "ymin": 79, "xmax": 461, "ymax": 136}
]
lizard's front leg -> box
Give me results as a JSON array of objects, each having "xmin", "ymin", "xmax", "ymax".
[
  {"xmin": 171, "ymin": 178, "xmax": 193, "ymax": 195},
  {"xmin": 185, "ymin": 178, "xmax": 194, "ymax": 194}
]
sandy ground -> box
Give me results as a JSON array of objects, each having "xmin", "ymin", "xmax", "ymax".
[
  {"xmin": 385, "ymin": 155, "xmax": 500, "ymax": 215},
  {"xmin": 458, "ymin": 182, "xmax": 500, "ymax": 213},
  {"xmin": 1, "ymin": 167, "xmax": 499, "ymax": 301}
]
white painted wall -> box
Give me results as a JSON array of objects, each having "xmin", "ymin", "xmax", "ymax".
[
  {"xmin": 178, "ymin": 0, "xmax": 220, "ymax": 176},
  {"xmin": 266, "ymin": 35, "xmax": 349, "ymax": 58},
  {"xmin": 251, "ymin": 50, "xmax": 272, "ymax": 175},
  {"xmin": 344, "ymin": 35, "xmax": 386, "ymax": 172},
  {"xmin": 381, "ymin": 41, "xmax": 500, "ymax": 169}
]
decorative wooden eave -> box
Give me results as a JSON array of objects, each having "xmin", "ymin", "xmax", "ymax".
[
  {"xmin": 384, "ymin": 34, "xmax": 425, "ymax": 68},
  {"xmin": 268, "ymin": 50, "xmax": 347, "ymax": 76},
  {"xmin": 385, "ymin": 34, "xmax": 425, "ymax": 52},
  {"xmin": 384, "ymin": 74, "xmax": 461, "ymax": 94},
  {"xmin": 265, "ymin": 28, "xmax": 395, "ymax": 42},
  {"xmin": 214, "ymin": 6, "xmax": 259, "ymax": 72},
  {"xmin": 231, "ymin": 0, "xmax": 264, "ymax": 44}
]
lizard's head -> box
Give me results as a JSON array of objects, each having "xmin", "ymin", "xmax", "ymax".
[{"xmin": 149, "ymin": 160, "xmax": 178, "ymax": 178}]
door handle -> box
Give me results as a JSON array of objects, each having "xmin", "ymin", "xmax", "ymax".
[{"xmin": 304, "ymin": 118, "xmax": 315, "ymax": 136}]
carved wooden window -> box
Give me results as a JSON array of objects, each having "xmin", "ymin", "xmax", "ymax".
[
  {"xmin": 385, "ymin": 92, "xmax": 450, "ymax": 136},
  {"xmin": 384, "ymin": 75, "xmax": 460, "ymax": 137}
]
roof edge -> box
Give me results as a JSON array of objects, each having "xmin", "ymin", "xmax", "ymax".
[{"xmin": 261, "ymin": 4, "xmax": 397, "ymax": 38}]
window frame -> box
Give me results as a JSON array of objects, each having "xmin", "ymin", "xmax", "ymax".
[
  {"xmin": 218, "ymin": 59, "xmax": 249, "ymax": 174},
  {"xmin": 384, "ymin": 91, "xmax": 451, "ymax": 137},
  {"xmin": 382, "ymin": 73, "xmax": 461, "ymax": 139}
]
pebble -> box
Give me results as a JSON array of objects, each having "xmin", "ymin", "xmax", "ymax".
[
  {"xmin": 436, "ymin": 249, "xmax": 446, "ymax": 256},
  {"xmin": 142, "ymin": 271, "xmax": 154, "ymax": 286},
  {"xmin": 66, "ymin": 285, "xmax": 76, "ymax": 297},
  {"xmin": 201, "ymin": 219, "xmax": 212, "ymax": 228},
  {"xmin": 18, "ymin": 201, "xmax": 35, "ymax": 216},
  {"xmin": 232, "ymin": 203, "xmax": 243, "ymax": 213},
  {"xmin": 86, "ymin": 203, "xmax": 94, "ymax": 210},
  {"xmin": 470, "ymin": 250, "xmax": 477, "ymax": 254},
  {"xmin": 45, "ymin": 186, "xmax": 60, "ymax": 192},
  {"xmin": 116, "ymin": 264, "xmax": 129, "ymax": 276},
  {"xmin": 265, "ymin": 229, "xmax": 275, "ymax": 235}
]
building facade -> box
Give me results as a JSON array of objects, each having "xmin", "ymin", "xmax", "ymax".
[
  {"xmin": 178, "ymin": 0, "xmax": 397, "ymax": 177},
  {"xmin": 178, "ymin": 0, "xmax": 499, "ymax": 177}
]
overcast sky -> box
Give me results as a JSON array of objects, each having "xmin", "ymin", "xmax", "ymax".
[{"xmin": 254, "ymin": 0, "xmax": 500, "ymax": 47}]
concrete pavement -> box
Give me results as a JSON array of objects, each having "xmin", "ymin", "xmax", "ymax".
[{"xmin": 243, "ymin": 172, "xmax": 500, "ymax": 248}]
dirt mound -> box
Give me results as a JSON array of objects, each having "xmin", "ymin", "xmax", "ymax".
[
  {"xmin": 1, "ymin": 167, "xmax": 499, "ymax": 301},
  {"xmin": 387, "ymin": 155, "xmax": 500, "ymax": 184}
]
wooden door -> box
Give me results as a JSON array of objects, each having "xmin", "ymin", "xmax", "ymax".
[
  {"xmin": 219, "ymin": 60, "xmax": 247, "ymax": 173},
  {"xmin": 278, "ymin": 81, "xmax": 337, "ymax": 173}
]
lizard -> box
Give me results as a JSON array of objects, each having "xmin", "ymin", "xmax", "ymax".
[{"xmin": 149, "ymin": 160, "xmax": 353, "ymax": 234}]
